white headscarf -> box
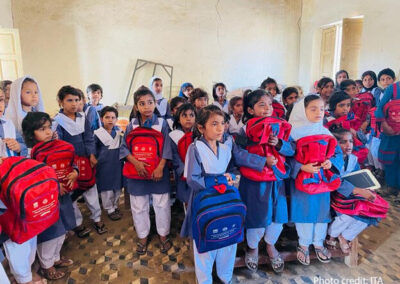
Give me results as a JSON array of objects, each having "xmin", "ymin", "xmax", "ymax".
[
  {"xmin": 288, "ymin": 96, "xmax": 332, "ymax": 141},
  {"xmin": 5, "ymin": 75, "xmax": 44, "ymax": 133},
  {"xmin": 149, "ymin": 76, "xmax": 163, "ymax": 101}
]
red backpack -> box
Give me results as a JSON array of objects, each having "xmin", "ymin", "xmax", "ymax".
[
  {"xmin": 272, "ymin": 101, "xmax": 286, "ymax": 119},
  {"xmin": 383, "ymin": 82, "xmax": 400, "ymax": 132},
  {"xmin": 74, "ymin": 156, "xmax": 96, "ymax": 190},
  {"xmin": 294, "ymin": 135, "xmax": 340, "ymax": 194},
  {"xmin": 240, "ymin": 117, "xmax": 291, "ymax": 181},
  {"xmin": 177, "ymin": 132, "xmax": 193, "ymax": 162},
  {"xmin": 31, "ymin": 139, "xmax": 78, "ymax": 192},
  {"xmin": 123, "ymin": 126, "xmax": 164, "ymax": 180},
  {"xmin": 368, "ymin": 107, "xmax": 380, "ymax": 137},
  {"xmin": 0, "ymin": 157, "xmax": 60, "ymax": 244},
  {"xmin": 331, "ymin": 191, "xmax": 389, "ymax": 218},
  {"xmin": 351, "ymin": 92, "xmax": 374, "ymax": 123}
]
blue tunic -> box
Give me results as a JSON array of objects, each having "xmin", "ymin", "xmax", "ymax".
[
  {"xmin": 120, "ymin": 114, "xmax": 172, "ymax": 196},
  {"xmin": 0, "ymin": 117, "xmax": 28, "ymax": 157},
  {"xmin": 170, "ymin": 130, "xmax": 190, "ymax": 203},
  {"xmin": 239, "ymin": 139, "xmax": 295, "ymax": 228},
  {"xmin": 95, "ymin": 127, "xmax": 123, "ymax": 192},
  {"xmin": 83, "ymin": 103, "xmax": 101, "ymax": 131},
  {"xmin": 289, "ymin": 144, "xmax": 343, "ymax": 223}
]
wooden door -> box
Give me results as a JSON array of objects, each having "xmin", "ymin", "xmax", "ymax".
[
  {"xmin": 319, "ymin": 26, "xmax": 337, "ymax": 78},
  {"xmin": 0, "ymin": 28, "xmax": 23, "ymax": 81},
  {"xmin": 340, "ymin": 18, "xmax": 363, "ymax": 79}
]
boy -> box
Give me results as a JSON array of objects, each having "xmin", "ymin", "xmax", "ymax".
[{"xmin": 87, "ymin": 83, "xmax": 104, "ymax": 113}]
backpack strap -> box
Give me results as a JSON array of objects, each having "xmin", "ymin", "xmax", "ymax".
[{"xmin": 393, "ymin": 82, "xmax": 399, "ymax": 100}]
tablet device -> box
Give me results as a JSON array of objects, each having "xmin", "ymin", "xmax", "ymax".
[{"xmin": 343, "ymin": 169, "xmax": 381, "ymax": 190}]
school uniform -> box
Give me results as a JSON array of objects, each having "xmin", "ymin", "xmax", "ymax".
[
  {"xmin": 166, "ymin": 117, "xmax": 174, "ymax": 131},
  {"xmin": 94, "ymin": 126, "xmax": 123, "ymax": 214},
  {"xmin": 228, "ymin": 114, "xmax": 244, "ymax": 135},
  {"xmin": 288, "ymin": 98, "xmax": 344, "ymax": 247},
  {"xmin": 328, "ymin": 154, "xmax": 378, "ymax": 241},
  {"xmin": 0, "ymin": 116, "xmax": 28, "ymax": 157},
  {"xmin": 84, "ymin": 103, "xmax": 101, "ymax": 131},
  {"xmin": 149, "ymin": 76, "xmax": 171, "ymax": 119},
  {"xmin": 54, "ymin": 111, "xmax": 102, "ymax": 225},
  {"xmin": 376, "ymin": 82, "xmax": 400, "ymax": 190},
  {"xmin": 89, "ymin": 103, "xmax": 104, "ymax": 113},
  {"xmin": 212, "ymin": 100, "xmax": 229, "ymax": 113},
  {"xmin": 120, "ymin": 114, "xmax": 172, "ymax": 238},
  {"xmin": 362, "ymin": 87, "xmax": 383, "ymax": 106}
]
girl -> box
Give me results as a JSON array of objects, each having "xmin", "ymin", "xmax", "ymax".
[
  {"xmin": 339, "ymin": 80, "xmax": 358, "ymax": 98},
  {"xmin": 190, "ymin": 88, "xmax": 209, "ymax": 113},
  {"xmin": 282, "ymin": 87, "xmax": 299, "ymax": 110},
  {"xmin": 22, "ymin": 112, "xmax": 76, "ymax": 281},
  {"xmin": 239, "ymin": 90, "xmax": 294, "ymax": 273},
  {"xmin": 0, "ymin": 79, "xmax": 12, "ymax": 107},
  {"xmin": 361, "ymin": 71, "xmax": 382, "ymax": 105},
  {"xmin": 169, "ymin": 103, "xmax": 196, "ymax": 204},
  {"xmin": 87, "ymin": 83, "xmax": 104, "ymax": 113},
  {"xmin": 327, "ymin": 129, "xmax": 380, "ymax": 253},
  {"xmin": 228, "ymin": 96, "xmax": 244, "ymax": 135},
  {"xmin": 288, "ymin": 95, "xmax": 343, "ymax": 265},
  {"xmin": 94, "ymin": 106, "xmax": 124, "ymax": 221},
  {"xmin": 355, "ymin": 80, "xmax": 363, "ymax": 93},
  {"xmin": 178, "ymin": 82, "xmax": 194, "ymax": 100},
  {"xmin": 212, "ymin": 82, "xmax": 229, "ymax": 113},
  {"xmin": 335, "ymin": 70, "xmax": 349, "ymax": 90},
  {"xmin": 120, "ymin": 86, "xmax": 173, "ymax": 254},
  {"xmin": 6, "ymin": 76, "xmax": 44, "ymax": 133},
  {"xmin": 167, "ymin": 96, "xmax": 186, "ymax": 130},
  {"xmin": 54, "ymin": 85, "xmax": 106, "ymax": 237},
  {"xmin": 260, "ymin": 77, "xmax": 281, "ymax": 102},
  {"xmin": 316, "ymin": 77, "xmax": 335, "ymax": 108},
  {"xmin": 149, "ymin": 76, "xmax": 171, "ymax": 118}
]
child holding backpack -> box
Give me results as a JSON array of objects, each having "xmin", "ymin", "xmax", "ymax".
[
  {"xmin": 120, "ymin": 86, "xmax": 173, "ymax": 255},
  {"xmin": 22, "ymin": 112, "xmax": 77, "ymax": 280},
  {"xmin": 288, "ymin": 95, "xmax": 343, "ymax": 265},
  {"xmin": 54, "ymin": 85, "xmax": 107, "ymax": 237},
  {"xmin": 94, "ymin": 106, "xmax": 124, "ymax": 221}
]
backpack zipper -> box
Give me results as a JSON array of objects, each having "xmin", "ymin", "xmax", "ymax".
[
  {"xmin": 0, "ymin": 158, "xmax": 29, "ymax": 184},
  {"xmin": 196, "ymin": 199, "xmax": 242, "ymax": 215}
]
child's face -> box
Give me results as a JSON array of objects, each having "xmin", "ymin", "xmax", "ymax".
[
  {"xmin": 89, "ymin": 90, "xmax": 102, "ymax": 106},
  {"xmin": 284, "ymin": 92, "xmax": 299, "ymax": 106},
  {"xmin": 362, "ymin": 75, "xmax": 375, "ymax": 89},
  {"xmin": 266, "ymin": 83, "xmax": 277, "ymax": 97},
  {"xmin": 61, "ymin": 94, "xmax": 80, "ymax": 115},
  {"xmin": 0, "ymin": 91, "xmax": 5, "ymax": 117},
  {"xmin": 336, "ymin": 72, "xmax": 348, "ymax": 85},
  {"xmin": 344, "ymin": 84, "xmax": 358, "ymax": 98},
  {"xmin": 232, "ymin": 99, "xmax": 243, "ymax": 116},
  {"xmin": 356, "ymin": 82, "xmax": 363, "ymax": 93},
  {"xmin": 199, "ymin": 114, "xmax": 225, "ymax": 142},
  {"xmin": 216, "ymin": 86, "xmax": 226, "ymax": 98},
  {"xmin": 318, "ymin": 82, "xmax": 334, "ymax": 100},
  {"xmin": 334, "ymin": 99, "xmax": 351, "ymax": 118},
  {"xmin": 136, "ymin": 94, "xmax": 156, "ymax": 119},
  {"xmin": 152, "ymin": 80, "xmax": 163, "ymax": 95},
  {"xmin": 379, "ymin": 74, "xmax": 394, "ymax": 89},
  {"xmin": 101, "ymin": 111, "xmax": 117, "ymax": 130},
  {"xmin": 21, "ymin": 81, "xmax": 39, "ymax": 107},
  {"xmin": 338, "ymin": 133, "xmax": 353, "ymax": 156},
  {"xmin": 183, "ymin": 86, "xmax": 193, "ymax": 98},
  {"xmin": 248, "ymin": 95, "xmax": 273, "ymax": 118},
  {"xmin": 305, "ymin": 99, "xmax": 324, "ymax": 123},
  {"xmin": 34, "ymin": 120, "xmax": 53, "ymax": 143},
  {"xmin": 179, "ymin": 109, "xmax": 195, "ymax": 132},
  {"xmin": 194, "ymin": 97, "xmax": 208, "ymax": 110},
  {"xmin": 172, "ymin": 102, "xmax": 184, "ymax": 116}
]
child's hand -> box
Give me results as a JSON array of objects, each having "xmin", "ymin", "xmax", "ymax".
[
  {"xmin": 224, "ymin": 173, "xmax": 234, "ymax": 186},
  {"xmin": 59, "ymin": 184, "xmax": 68, "ymax": 196},
  {"xmin": 382, "ymin": 121, "xmax": 396, "ymax": 136},
  {"xmin": 89, "ymin": 154, "xmax": 98, "ymax": 168},
  {"xmin": 267, "ymin": 134, "xmax": 279, "ymax": 146},
  {"xmin": 321, "ymin": 159, "xmax": 332, "ymax": 170},
  {"xmin": 266, "ymin": 156, "xmax": 277, "ymax": 167},
  {"xmin": 152, "ymin": 164, "xmax": 164, "ymax": 182},
  {"xmin": 3, "ymin": 138, "xmax": 21, "ymax": 153},
  {"xmin": 133, "ymin": 160, "xmax": 149, "ymax": 177},
  {"xmin": 301, "ymin": 162, "xmax": 320, "ymax": 174},
  {"xmin": 52, "ymin": 131, "xmax": 59, "ymax": 140},
  {"xmin": 354, "ymin": 188, "xmax": 376, "ymax": 201},
  {"xmin": 66, "ymin": 169, "xmax": 78, "ymax": 189}
]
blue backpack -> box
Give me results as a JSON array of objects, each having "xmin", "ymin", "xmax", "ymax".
[{"xmin": 192, "ymin": 175, "xmax": 246, "ymax": 253}]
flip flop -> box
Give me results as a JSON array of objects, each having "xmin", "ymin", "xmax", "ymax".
[
  {"xmin": 94, "ymin": 221, "xmax": 108, "ymax": 234},
  {"xmin": 270, "ymin": 253, "xmax": 284, "ymax": 273},
  {"xmin": 314, "ymin": 246, "xmax": 331, "ymax": 263},
  {"xmin": 338, "ymin": 235, "xmax": 351, "ymax": 254},
  {"xmin": 160, "ymin": 237, "xmax": 172, "ymax": 254},
  {"xmin": 245, "ymin": 247, "xmax": 259, "ymax": 272},
  {"xmin": 296, "ymin": 245, "xmax": 310, "ymax": 266},
  {"xmin": 136, "ymin": 240, "xmax": 148, "ymax": 255}
]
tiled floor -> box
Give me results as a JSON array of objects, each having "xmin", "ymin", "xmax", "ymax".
[{"xmin": 6, "ymin": 189, "xmax": 400, "ymax": 284}]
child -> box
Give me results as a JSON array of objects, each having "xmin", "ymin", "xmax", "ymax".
[
  {"xmin": 361, "ymin": 71, "xmax": 381, "ymax": 105},
  {"xmin": 228, "ymin": 96, "xmax": 244, "ymax": 135},
  {"xmin": 355, "ymin": 80, "xmax": 363, "ymax": 93},
  {"xmin": 327, "ymin": 129, "xmax": 380, "ymax": 253},
  {"xmin": 120, "ymin": 86, "xmax": 172, "ymax": 254},
  {"xmin": 5, "ymin": 76, "xmax": 44, "ymax": 133},
  {"xmin": 169, "ymin": 103, "xmax": 196, "ymax": 204},
  {"xmin": 378, "ymin": 68, "xmax": 396, "ymax": 93},
  {"xmin": 87, "ymin": 83, "xmax": 104, "ymax": 112},
  {"xmin": 212, "ymin": 82, "xmax": 229, "ymax": 113},
  {"xmin": 22, "ymin": 112, "xmax": 76, "ymax": 281},
  {"xmin": 54, "ymin": 85, "xmax": 107, "ymax": 237},
  {"xmin": 316, "ymin": 77, "xmax": 335, "ymax": 108},
  {"xmin": 168, "ymin": 96, "xmax": 186, "ymax": 130},
  {"xmin": 79, "ymin": 89, "xmax": 101, "ymax": 131},
  {"xmin": 260, "ymin": 77, "xmax": 281, "ymax": 102},
  {"xmin": 190, "ymin": 88, "xmax": 209, "ymax": 113},
  {"xmin": 149, "ymin": 76, "xmax": 171, "ymax": 118},
  {"xmin": 94, "ymin": 106, "xmax": 123, "ymax": 220},
  {"xmin": 335, "ymin": 70, "xmax": 349, "ymax": 90},
  {"xmin": 339, "ymin": 79, "xmax": 359, "ymax": 98},
  {"xmin": 0, "ymin": 79, "xmax": 12, "ymax": 107},
  {"xmin": 375, "ymin": 81, "xmax": 400, "ymax": 197},
  {"xmin": 282, "ymin": 87, "xmax": 299, "ymax": 110},
  {"xmin": 239, "ymin": 89, "xmax": 294, "ymax": 273},
  {"xmin": 178, "ymin": 82, "xmax": 194, "ymax": 100},
  {"xmin": 288, "ymin": 95, "xmax": 343, "ymax": 265}
]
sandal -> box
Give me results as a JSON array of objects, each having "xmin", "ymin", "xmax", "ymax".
[
  {"xmin": 325, "ymin": 237, "xmax": 337, "ymax": 248},
  {"xmin": 245, "ymin": 247, "xmax": 259, "ymax": 272},
  {"xmin": 54, "ymin": 256, "xmax": 74, "ymax": 268},
  {"xmin": 314, "ymin": 246, "xmax": 331, "ymax": 263},
  {"xmin": 270, "ymin": 254, "xmax": 284, "ymax": 273},
  {"xmin": 338, "ymin": 235, "xmax": 351, "ymax": 254},
  {"xmin": 108, "ymin": 211, "xmax": 122, "ymax": 221},
  {"xmin": 160, "ymin": 237, "xmax": 172, "ymax": 254},
  {"xmin": 74, "ymin": 224, "xmax": 91, "ymax": 238},
  {"xmin": 296, "ymin": 245, "xmax": 310, "ymax": 265},
  {"xmin": 39, "ymin": 267, "xmax": 65, "ymax": 280},
  {"xmin": 136, "ymin": 239, "xmax": 148, "ymax": 255},
  {"xmin": 94, "ymin": 221, "xmax": 108, "ymax": 234}
]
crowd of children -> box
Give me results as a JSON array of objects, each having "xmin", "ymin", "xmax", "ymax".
[{"xmin": 0, "ymin": 68, "xmax": 396, "ymax": 283}]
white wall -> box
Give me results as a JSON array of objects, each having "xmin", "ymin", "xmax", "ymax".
[
  {"xmin": 11, "ymin": 0, "xmax": 302, "ymax": 113},
  {"xmin": 298, "ymin": 0, "xmax": 400, "ymax": 91},
  {"xmin": 0, "ymin": 0, "xmax": 13, "ymax": 28}
]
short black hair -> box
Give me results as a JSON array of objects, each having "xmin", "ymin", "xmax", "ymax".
[
  {"xmin": 172, "ymin": 103, "xmax": 196, "ymax": 130},
  {"xmin": 378, "ymin": 68, "xmax": 396, "ymax": 81},
  {"xmin": 22, "ymin": 112, "xmax": 52, "ymax": 148},
  {"xmin": 86, "ymin": 84, "xmax": 103, "ymax": 96},
  {"xmin": 100, "ymin": 106, "xmax": 118, "ymax": 118},
  {"xmin": 170, "ymin": 96, "xmax": 186, "ymax": 112},
  {"xmin": 339, "ymin": 79, "xmax": 356, "ymax": 90},
  {"xmin": 328, "ymin": 91, "xmax": 351, "ymax": 111},
  {"xmin": 260, "ymin": 77, "xmax": 280, "ymax": 94},
  {"xmin": 57, "ymin": 85, "xmax": 82, "ymax": 101},
  {"xmin": 317, "ymin": 77, "xmax": 334, "ymax": 89},
  {"xmin": 190, "ymin": 88, "xmax": 209, "ymax": 105},
  {"xmin": 282, "ymin": 87, "xmax": 298, "ymax": 101}
]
